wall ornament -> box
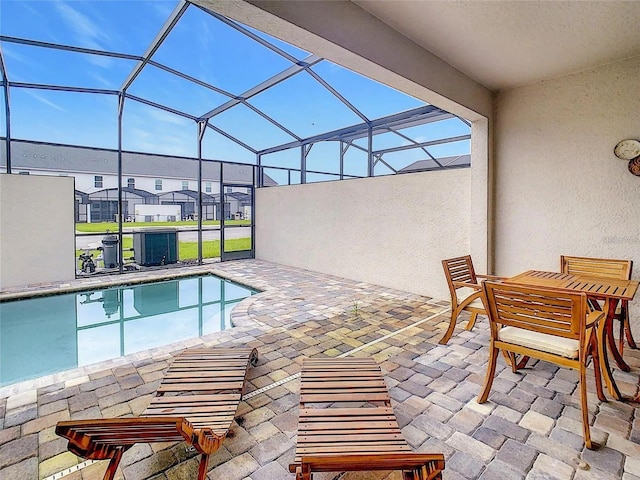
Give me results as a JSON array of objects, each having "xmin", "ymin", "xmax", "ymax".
[{"xmin": 613, "ymin": 139, "xmax": 640, "ymax": 176}]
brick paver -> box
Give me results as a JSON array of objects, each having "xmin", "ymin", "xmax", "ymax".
[{"xmin": 1, "ymin": 259, "xmax": 639, "ymax": 480}]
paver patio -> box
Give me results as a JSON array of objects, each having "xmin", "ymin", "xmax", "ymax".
[{"xmin": 1, "ymin": 259, "xmax": 639, "ymax": 480}]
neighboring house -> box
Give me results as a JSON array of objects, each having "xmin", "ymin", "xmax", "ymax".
[
  {"xmin": 158, "ymin": 190, "xmax": 219, "ymax": 221},
  {"xmin": 1, "ymin": 139, "xmax": 274, "ymax": 222},
  {"xmin": 399, "ymin": 154, "xmax": 470, "ymax": 173},
  {"xmin": 87, "ymin": 187, "xmax": 159, "ymax": 223}
]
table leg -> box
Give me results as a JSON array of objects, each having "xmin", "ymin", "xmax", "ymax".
[
  {"xmin": 605, "ymin": 299, "xmax": 631, "ymax": 372},
  {"xmin": 598, "ymin": 299, "xmax": 622, "ymax": 400}
]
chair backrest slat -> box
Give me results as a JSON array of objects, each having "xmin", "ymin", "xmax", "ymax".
[
  {"xmin": 484, "ymin": 281, "xmax": 586, "ymax": 339},
  {"xmin": 561, "ymin": 255, "xmax": 632, "ymax": 280},
  {"xmin": 442, "ymin": 256, "xmax": 477, "ymax": 291}
]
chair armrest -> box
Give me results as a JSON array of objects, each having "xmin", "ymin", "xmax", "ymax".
[
  {"xmin": 452, "ymin": 281, "xmax": 481, "ymax": 290},
  {"xmin": 476, "ymin": 274, "xmax": 507, "ymax": 280},
  {"xmin": 586, "ymin": 310, "xmax": 605, "ymax": 329}
]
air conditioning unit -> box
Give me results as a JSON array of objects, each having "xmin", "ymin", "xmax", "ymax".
[{"xmin": 133, "ymin": 229, "xmax": 178, "ymax": 266}]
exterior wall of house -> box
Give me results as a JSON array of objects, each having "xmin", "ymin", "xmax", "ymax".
[
  {"xmin": 0, "ymin": 174, "xmax": 76, "ymax": 289},
  {"xmin": 494, "ymin": 55, "xmax": 640, "ymax": 319},
  {"xmin": 255, "ymin": 169, "xmax": 472, "ymax": 300}
]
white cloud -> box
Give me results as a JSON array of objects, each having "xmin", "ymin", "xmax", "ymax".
[
  {"xmin": 151, "ymin": 1, "xmax": 175, "ymax": 20},
  {"xmin": 54, "ymin": 1, "xmax": 111, "ymax": 51},
  {"xmin": 124, "ymin": 114, "xmax": 196, "ymax": 157},
  {"xmin": 2, "ymin": 45, "xmax": 29, "ymax": 65},
  {"xmin": 126, "ymin": 126, "xmax": 195, "ymax": 157},
  {"xmin": 25, "ymin": 91, "xmax": 65, "ymax": 112},
  {"xmin": 84, "ymin": 53, "xmax": 114, "ymax": 69},
  {"xmin": 147, "ymin": 108, "xmax": 193, "ymax": 127},
  {"xmin": 87, "ymin": 72, "xmax": 115, "ymax": 89}
]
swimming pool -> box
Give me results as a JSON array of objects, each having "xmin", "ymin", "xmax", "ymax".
[{"xmin": 0, "ymin": 275, "xmax": 258, "ymax": 387}]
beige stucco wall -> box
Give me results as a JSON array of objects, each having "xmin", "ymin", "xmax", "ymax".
[
  {"xmin": 0, "ymin": 174, "xmax": 76, "ymax": 289},
  {"xmin": 494, "ymin": 55, "xmax": 640, "ymax": 317},
  {"xmin": 256, "ymin": 169, "xmax": 475, "ymax": 300}
]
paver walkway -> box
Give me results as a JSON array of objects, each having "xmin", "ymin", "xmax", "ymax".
[{"xmin": 1, "ymin": 259, "xmax": 639, "ymax": 480}]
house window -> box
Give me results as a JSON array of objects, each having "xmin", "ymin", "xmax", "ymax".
[
  {"xmin": 182, "ymin": 181, "xmax": 189, "ymax": 190},
  {"xmin": 155, "ymin": 179, "xmax": 162, "ymax": 191},
  {"xmin": 205, "ymin": 182, "xmax": 212, "ymax": 193},
  {"xmin": 94, "ymin": 175, "xmax": 103, "ymax": 188},
  {"xmin": 127, "ymin": 178, "xmax": 135, "ymax": 189}
]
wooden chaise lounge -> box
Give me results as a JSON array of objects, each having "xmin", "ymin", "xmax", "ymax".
[
  {"xmin": 56, "ymin": 347, "xmax": 258, "ymax": 480},
  {"xmin": 289, "ymin": 357, "xmax": 445, "ymax": 480}
]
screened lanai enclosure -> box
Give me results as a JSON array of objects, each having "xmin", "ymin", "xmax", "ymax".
[{"xmin": 0, "ymin": 0, "xmax": 471, "ymax": 277}]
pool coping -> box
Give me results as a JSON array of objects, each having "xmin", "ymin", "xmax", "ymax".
[{"xmin": 0, "ymin": 263, "xmax": 265, "ymax": 301}]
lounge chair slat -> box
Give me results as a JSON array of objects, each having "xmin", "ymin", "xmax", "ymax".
[
  {"xmin": 302, "ymin": 370, "xmax": 381, "ymax": 376},
  {"xmin": 302, "ymin": 380, "xmax": 388, "ymax": 388},
  {"xmin": 56, "ymin": 347, "xmax": 258, "ymax": 480},
  {"xmin": 163, "ymin": 371, "xmax": 245, "ymax": 378},
  {"xmin": 298, "ymin": 433, "xmax": 405, "ymax": 442},
  {"xmin": 301, "ymin": 393, "xmax": 391, "ymax": 403},
  {"xmin": 295, "ymin": 444, "xmax": 412, "ymax": 454},
  {"xmin": 144, "ymin": 405, "xmax": 236, "ymax": 415},
  {"xmin": 299, "ymin": 407, "xmax": 396, "ymax": 417},
  {"xmin": 157, "ymin": 382, "xmax": 244, "ymax": 392},
  {"xmin": 299, "ymin": 421, "xmax": 398, "ymax": 430},
  {"xmin": 302, "ymin": 385, "xmax": 388, "ymax": 392},
  {"xmin": 146, "ymin": 393, "xmax": 241, "ymax": 404}
]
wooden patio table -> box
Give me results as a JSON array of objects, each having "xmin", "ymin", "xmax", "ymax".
[{"xmin": 505, "ymin": 270, "xmax": 639, "ymax": 401}]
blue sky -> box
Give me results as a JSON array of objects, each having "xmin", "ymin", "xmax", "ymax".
[{"xmin": 0, "ymin": 0, "xmax": 470, "ymax": 181}]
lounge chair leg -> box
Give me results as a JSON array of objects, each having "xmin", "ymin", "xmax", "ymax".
[
  {"xmin": 296, "ymin": 466, "xmax": 311, "ymax": 480},
  {"xmin": 478, "ymin": 344, "xmax": 499, "ymax": 403},
  {"xmin": 103, "ymin": 447, "xmax": 125, "ymax": 480},
  {"xmin": 403, "ymin": 465, "xmax": 440, "ymax": 480},
  {"xmin": 465, "ymin": 312, "xmax": 478, "ymax": 331},
  {"xmin": 197, "ymin": 453, "xmax": 210, "ymax": 480},
  {"xmin": 439, "ymin": 309, "xmax": 460, "ymax": 345},
  {"xmin": 249, "ymin": 349, "xmax": 259, "ymax": 366}
]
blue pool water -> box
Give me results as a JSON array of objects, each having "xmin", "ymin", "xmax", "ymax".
[{"xmin": 0, "ymin": 275, "xmax": 258, "ymax": 387}]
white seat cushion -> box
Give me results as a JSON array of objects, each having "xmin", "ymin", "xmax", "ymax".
[
  {"xmin": 465, "ymin": 297, "xmax": 485, "ymax": 309},
  {"xmin": 457, "ymin": 289, "xmax": 484, "ymax": 310},
  {"xmin": 499, "ymin": 326, "xmax": 579, "ymax": 359}
]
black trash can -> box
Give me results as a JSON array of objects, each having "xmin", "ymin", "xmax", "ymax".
[{"xmin": 102, "ymin": 234, "xmax": 119, "ymax": 268}]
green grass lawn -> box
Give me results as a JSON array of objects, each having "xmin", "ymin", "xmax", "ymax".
[
  {"xmin": 76, "ymin": 237, "xmax": 251, "ymax": 267},
  {"xmin": 76, "ymin": 220, "xmax": 250, "ymax": 233}
]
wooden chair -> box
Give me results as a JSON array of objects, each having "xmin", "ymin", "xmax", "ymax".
[
  {"xmin": 289, "ymin": 357, "xmax": 445, "ymax": 480},
  {"xmin": 561, "ymin": 255, "xmax": 635, "ymax": 354},
  {"xmin": 440, "ymin": 255, "xmax": 504, "ymax": 345},
  {"xmin": 477, "ymin": 281, "xmax": 604, "ymax": 449},
  {"xmin": 56, "ymin": 347, "xmax": 258, "ymax": 480}
]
